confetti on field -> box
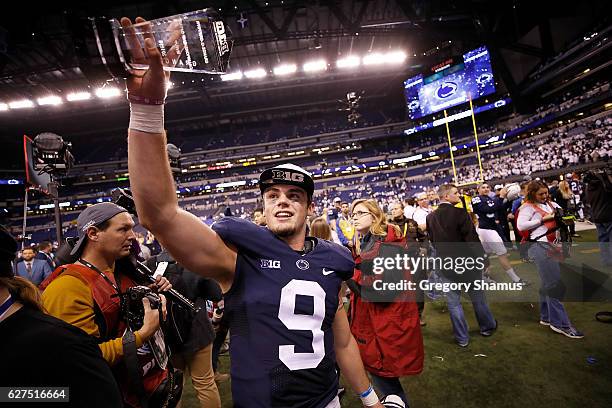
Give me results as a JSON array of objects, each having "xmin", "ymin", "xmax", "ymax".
[
  {"xmin": 474, "ymin": 354, "xmax": 488, "ymax": 358},
  {"xmin": 433, "ymin": 356, "xmax": 445, "ymax": 362}
]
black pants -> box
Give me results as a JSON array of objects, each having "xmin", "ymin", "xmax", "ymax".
[{"xmin": 211, "ymin": 325, "xmax": 229, "ymax": 372}]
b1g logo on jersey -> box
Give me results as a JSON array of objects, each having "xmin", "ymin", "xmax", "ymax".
[
  {"xmin": 260, "ymin": 259, "xmax": 281, "ymax": 269},
  {"xmin": 272, "ymin": 170, "xmax": 304, "ymax": 183}
]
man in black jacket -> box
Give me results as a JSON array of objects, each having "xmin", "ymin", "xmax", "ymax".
[
  {"xmin": 426, "ymin": 184, "xmax": 497, "ymax": 347},
  {"xmin": 584, "ymin": 168, "xmax": 612, "ymax": 266},
  {"xmin": 146, "ymin": 249, "xmax": 224, "ymax": 407}
]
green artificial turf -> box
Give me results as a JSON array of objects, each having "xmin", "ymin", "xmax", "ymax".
[{"xmin": 181, "ymin": 228, "xmax": 612, "ymax": 407}]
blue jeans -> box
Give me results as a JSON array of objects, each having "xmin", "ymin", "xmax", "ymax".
[
  {"xmin": 439, "ymin": 275, "xmax": 496, "ymax": 345},
  {"xmin": 595, "ymin": 222, "xmax": 612, "ymax": 266},
  {"xmin": 528, "ymin": 243, "xmax": 572, "ymax": 329},
  {"xmin": 370, "ymin": 374, "xmax": 408, "ymax": 407}
]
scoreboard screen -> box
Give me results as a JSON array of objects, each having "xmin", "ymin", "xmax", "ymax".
[{"xmin": 404, "ymin": 46, "xmax": 496, "ymax": 120}]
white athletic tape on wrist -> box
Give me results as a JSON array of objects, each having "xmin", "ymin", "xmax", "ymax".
[
  {"xmin": 359, "ymin": 385, "xmax": 379, "ymax": 406},
  {"xmin": 129, "ymin": 103, "xmax": 164, "ymax": 134}
]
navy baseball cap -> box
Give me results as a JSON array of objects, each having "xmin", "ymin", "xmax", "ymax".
[
  {"xmin": 70, "ymin": 203, "xmax": 128, "ymax": 256},
  {"xmin": 259, "ymin": 164, "xmax": 315, "ymax": 199}
]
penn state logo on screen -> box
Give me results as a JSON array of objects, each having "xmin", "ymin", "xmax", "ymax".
[
  {"xmin": 476, "ymin": 73, "xmax": 493, "ymax": 85},
  {"xmin": 407, "ymin": 100, "xmax": 420, "ymax": 110},
  {"xmin": 296, "ymin": 259, "xmax": 310, "ymax": 270},
  {"xmin": 436, "ymin": 82, "xmax": 458, "ymax": 99}
]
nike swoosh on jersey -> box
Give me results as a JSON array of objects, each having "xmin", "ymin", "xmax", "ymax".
[{"xmin": 322, "ymin": 268, "xmax": 335, "ymax": 275}]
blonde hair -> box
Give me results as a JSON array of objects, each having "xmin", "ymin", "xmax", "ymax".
[
  {"xmin": 310, "ymin": 216, "xmax": 332, "ymax": 240},
  {"xmin": 351, "ymin": 199, "xmax": 401, "ymax": 237},
  {"xmin": 558, "ymin": 180, "xmax": 573, "ymax": 200},
  {"xmin": 0, "ymin": 276, "xmax": 46, "ymax": 313}
]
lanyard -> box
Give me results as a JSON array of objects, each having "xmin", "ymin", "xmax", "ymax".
[
  {"xmin": 78, "ymin": 258, "xmax": 121, "ymax": 295},
  {"xmin": 0, "ymin": 293, "xmax": 15, "ymax": 320}
]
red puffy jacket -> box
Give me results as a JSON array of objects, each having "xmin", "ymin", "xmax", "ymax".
[{"xmin": 349, "ymin": 225, "xmax": 424, "ymax": 377}]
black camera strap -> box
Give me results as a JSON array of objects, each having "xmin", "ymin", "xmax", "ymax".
[{"xmin": 78, "ymin": 258, "xmax": 122, "ymax": 295}]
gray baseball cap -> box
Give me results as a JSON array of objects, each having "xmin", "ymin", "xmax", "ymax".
[{"xmin": 70, "ymin": 202, "xmax": 128, "ymax": 256}]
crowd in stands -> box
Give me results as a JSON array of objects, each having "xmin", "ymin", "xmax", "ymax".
[{"xmin": 457, "ymin": 115, "xmax": 612, "ymax": 184}]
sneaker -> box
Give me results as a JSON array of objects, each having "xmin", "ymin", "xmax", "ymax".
[
  {"xmin": 457, "ymin": 340, "xmax": 469, "ymax": 347},
  {"xmin": 571, "ymin": 233, "xmax": 581, "ymax": 238},
  {"xmin": 539, "ymin": 320, "xmax": 550, "ymax": 326},
  {"xmin": 214, "ymin": 372, "xmax": 230, "ymax": 383},
  {"xmin": 481, "ymin": 320, "xmax": 498, "ymax": 337},
  {"xmin": 550, "ymin": 325, "xmax": 584, "ymax": 339}
]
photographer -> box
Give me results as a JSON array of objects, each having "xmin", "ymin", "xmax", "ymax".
[
  {"xmin": 0, "ymin": 225, "xmax": 122, "ymax": 408},
  {"xmin": 517, "ymin": 181, "xmax": 584, "ymax": 339},
  {"xmin": 584, "ymin": 167, "xmax": 612, "ymax": 266},
  {"xmin": 40, "ymin": 203, "xmax": 179, "ymax": 408}
]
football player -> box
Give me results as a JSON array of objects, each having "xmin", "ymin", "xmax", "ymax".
[{"xmin": 123, "ymin": 16, "xmax": 383, "ymax": 408}]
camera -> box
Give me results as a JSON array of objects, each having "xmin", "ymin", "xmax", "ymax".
[{"xmin": 119, "ymin": 286, "xmax": 161, "ymax": 331}]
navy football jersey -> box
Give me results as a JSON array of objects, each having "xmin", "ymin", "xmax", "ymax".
[
  {"xmin": 212, "ymin": 217, "xmax": 354, "ymax": 408},
  {"xmin": 472, "ymin": 194, "xmax": 505, "ymax": 230}
]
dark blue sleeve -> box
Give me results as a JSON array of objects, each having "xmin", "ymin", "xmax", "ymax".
[
  {"xmin": 511, "ymin": 198, "xmax": 523, "ymax": 214},
  {"xmin": 212, "ymin": 217, "xmax": 271, "ymax": 256},
  {"xmin": 336, "ymin": 223, "xmax": 348, "ymax": 246},
  {"xmin": 316, "ymin": 240, "xmax": 355, "ymax": 281}
]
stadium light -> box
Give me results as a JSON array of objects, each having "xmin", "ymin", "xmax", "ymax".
[
  {"xmin": 386, "ymin": 51, "xmax": 407, "ymax": 63},
  {"xmin": 362, "ymin": 53, "xmax": 384, "ymax": 65},
  {"xmin": 0, "ymin": 103, "xmax": 9, "ymax": 111},
  {"xmin": 37, "ymin": 95, "xmax": 63, "ymax": 106},
  {"xmin": 66, "ymin": 92, "xmax": 91, "ymax": 101},
  {"xmin": 8, "ymin": 99, "xmax": 35, "ymax": 109},
  {"xmin": 337, "ymin": 56, "xmax": 361, "ymax": 68},
  {"xmin": 243, "ymin": 68, "xmax": 267, "ymax": 79},
  {"xmin": 303, "ymin": 60, "xmax": 327, "ymax": 72},
  {"xmin": 273, "ymin": 64, "xmax": 297, "ymax": 76},
  {"xmin": 95, "ymin": 87, "xmax": 121, "ymax": 98},
  {"xmin": 363, "ymin": 51, "xmax": 407, "ymax": 65},
  {"xmin": 221, "ymin": 71, "xmax": 243, "ymax": 81}
]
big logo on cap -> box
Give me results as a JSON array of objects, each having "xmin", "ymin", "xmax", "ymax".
[{"xmin": 271, "ymin": 170, "xmax": 304, "ymax": 183}]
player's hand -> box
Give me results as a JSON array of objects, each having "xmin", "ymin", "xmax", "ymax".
[
  {"xmin": 542, "ymin": 214, "xmax": 555, "ymax": 222},
  {"xmin": 120, "ymin": 17, "xmax": 182, "ymax": 100}
]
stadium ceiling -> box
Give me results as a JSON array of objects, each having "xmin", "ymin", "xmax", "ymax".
[{"xmin": 0, "ymin": 0, "xmax": 608, "ymax": 124}]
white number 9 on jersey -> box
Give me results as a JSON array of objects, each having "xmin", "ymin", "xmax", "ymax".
[{"xmin": 278, "ymin": 279, "xmax": 326, "ymax": 371}]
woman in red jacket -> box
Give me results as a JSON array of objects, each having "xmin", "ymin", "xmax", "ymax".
[{"xmin": 348, "ymin": 199, "xmax": 424, "ymax": 406}]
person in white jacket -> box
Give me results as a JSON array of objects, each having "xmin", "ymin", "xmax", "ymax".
[{"xmin": 517, "ymin": 180, "xmax": 584, "ymax": 339}]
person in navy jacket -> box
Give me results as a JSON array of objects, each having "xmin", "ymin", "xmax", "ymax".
[{"xmin": 472, "ymin": 184, "xmax": 529, "ymax": 286}]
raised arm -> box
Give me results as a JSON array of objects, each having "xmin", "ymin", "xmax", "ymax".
[{"xmin": 123, "ymin": 17, "xmax": 235, "ymax": 289}]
